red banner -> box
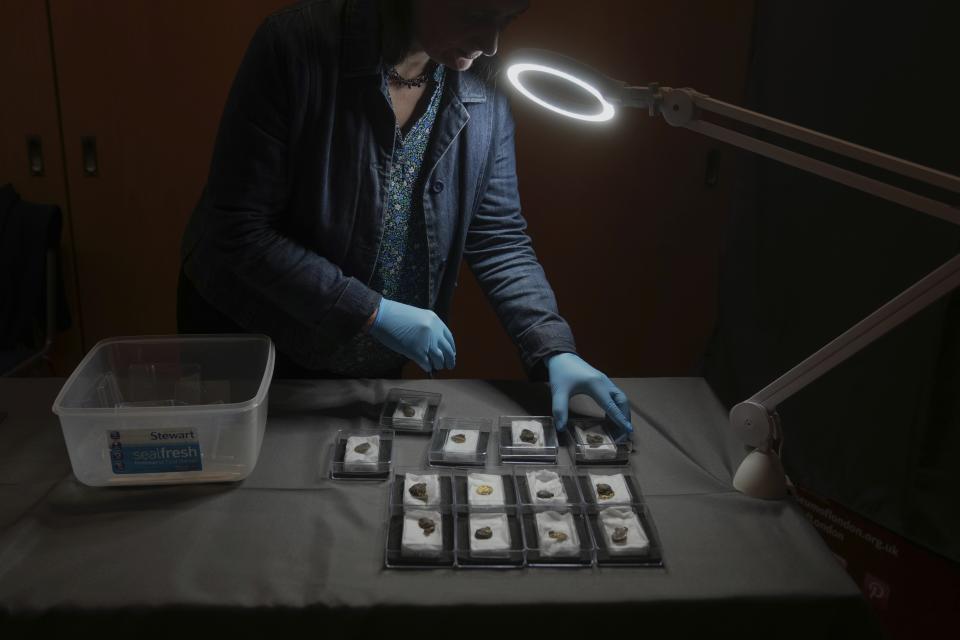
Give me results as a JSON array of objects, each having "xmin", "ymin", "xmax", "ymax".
[{"xmin": 793, "ymin": 486, "xmax": 959, "ymax": 638}]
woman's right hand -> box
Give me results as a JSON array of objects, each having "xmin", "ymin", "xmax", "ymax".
[{"xmin": 368, "ymin": 298, "xmax": 456, "ymax": 373}]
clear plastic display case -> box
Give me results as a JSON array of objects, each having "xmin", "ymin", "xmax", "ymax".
[
  {"xmin": 513, "ymin": 466, "xmax": 583, "ymax": 507},
  {"xmin": 577, "ymin": 469, "xmax": 643, "ymax": 505},
  {"xmin": 451, "ymin": 470, "xmax": 519, "ymax": 509},
  {"xmin": 329, "ymin": 429, "xmax": 393, "ymax": 480},
  {"xmin": 379, "ymin": 388, "xmax": 442, "ymax": 433},
  {"xmin": 454, "ymin": 508, "xmax": 525, "ymax": 568},
  {"xmin": 427, "ymin": 417, "xmax": 492, "ymax": 467},
  {"xmin": 567, "ymin": 418, "xmax": 632, "ymax": 466},
  {"xmin": 587, "ymin": 504, "xmax": 664, "ymax": 568},
  {"xmin": 498, "ymin": 416, "xmax": 558, "ymax": 464},
  {"xmin": 521, "ymin": 506, "xmax": 594, "ymax": 567},
  {"xmin": 388, "ymin": 470, "xmax": 455, "ymax": 509},
  {"xmin": 384, "ymin": 506, "xmax": 456, "ymax": 569}
]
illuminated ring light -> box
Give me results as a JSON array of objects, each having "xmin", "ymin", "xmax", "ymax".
[{"xmin": 506, "ymin": 62, "xmax": 616, "ymax": 123}]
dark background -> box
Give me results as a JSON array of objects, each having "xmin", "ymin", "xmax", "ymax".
[
  {"xmin": 2, "ymin": 0, "xmax": 958, "ymax": 634},
  {"xmin": 704, "ymin": 0, "xmax": 960, "ymax": 562}
]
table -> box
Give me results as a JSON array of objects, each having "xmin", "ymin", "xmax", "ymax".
[{"xmin": 0, "ymin": 377, "xmax": 881, "ymax": 637}]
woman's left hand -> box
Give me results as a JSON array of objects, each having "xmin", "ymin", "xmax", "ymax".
[{"xmin": 547, "ymin": 353, "xmax": 633, "ymax": 437}]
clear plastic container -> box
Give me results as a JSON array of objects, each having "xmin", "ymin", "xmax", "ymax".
[
  {"xmin": 452, "ymin": 470, "xmax": 519, "ymax": 509},
  {"xmin": 577, "ymin": 469, "xmax": 643, "ymax": 506},
  {"xmin": 380, "ymin": 388, "xmax": 441, "ymax": 432},
  {"xmin": 588, "ymin": 504, "xmax": 664, "ymax": 568},
  {"xmin": 513, "ymin": 466, "xmax": 583, "ymax": 507},
  {"xmin": 567, "ymin": 418, "xmax": 633, "ymax": 466},
  {"xmin": 388, "ymin": 470, "xmax": 454, "ymax": 510},
  {"xmin": 329, "ymin": 429, "xmax": 394, "ymax": 480},
  {"xmin": 427, "ymin": 417, "xmax": 492, "ymax": 467},
  {"xmin": 52, "ymin": 335, "xmax": 275, "ymax": 486},
  {"xmin": 521, "ymin": 506, "xmax": 594, "ymax": 567},
  {"xmin": 455, "ymin": 508, "xmax": 525, "ymax": 568},
  {"xmin": 385, "ymin": 506, "xmax": 455, "ymax": 569},
  {"xmin": 498, "ymin": 416, "xmax": 558, "ymax": 464}
]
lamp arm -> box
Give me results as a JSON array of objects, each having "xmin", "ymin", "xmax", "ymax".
[
  {"xmin": 732, "ymin": 253, "xmax": 960, "ymax": 444},
  {"xmin": 688, "ymin": 119, "xmax": 960, "ymax": 226},
  {"xmin": 689, "ymin": 92, "xmax": 960, "ymax": 195},
  {"xmin": 619, "ymin": 84, "xmax": 661, "ymax": 114},
  {"xmin": 644, "ymin": 86, "xmax": 960, "ymax": 226},
  {"xmin": 617, "ymin": 81, "xmax": 960, "ymax": 497},
  {"xmin": 622, "ymin": 86, "xmax": 960, "ymax": 461}
]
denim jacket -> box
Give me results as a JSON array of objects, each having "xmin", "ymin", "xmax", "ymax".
[{"xmin": 181, "ymin": 0, "xmax": 577, "ymax": 374}]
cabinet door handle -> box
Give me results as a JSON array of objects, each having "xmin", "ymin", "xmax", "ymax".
[
  {"xmin": 27, "ymin": 135, "xmax": 44, "ymax": 176},
  {"xmin": 81, "ymin": 136, "xmax": 98, "ymax": 176}
]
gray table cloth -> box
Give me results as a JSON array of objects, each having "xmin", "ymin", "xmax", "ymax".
[{"xmin": 0, "ymin": 378, "xmax": 881, "ymax": 637}]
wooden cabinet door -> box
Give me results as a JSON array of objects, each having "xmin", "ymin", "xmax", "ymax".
[
  {"xmin": 0, "ymin": 0, "xmax": 83, "ymax": 374},
  {"xmin": 47, "ymin": 0, "xmax": 289, "ymax": 346}
]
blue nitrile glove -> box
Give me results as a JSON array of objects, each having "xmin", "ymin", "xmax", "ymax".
[
  {"xmin": 369, "ymin": 298, "xmax": 456, "ymax": 373},
  {"xmin": 547, "ymin": 353, "xmax": 633, "ymax": 436}
]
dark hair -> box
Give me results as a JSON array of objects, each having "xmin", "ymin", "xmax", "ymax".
[
  {"xmin": 378, "ymin": 0, "xmax": 500, "ymax": 84},
  {"xmin": 379, "ymin": 0, "xmax": 414, "ymax": 67}
]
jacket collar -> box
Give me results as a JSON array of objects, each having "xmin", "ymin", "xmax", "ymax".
[
  {"xmin": 452, "ymin": 69, "xmax": 487, "ymax": 104},
  {"xmin": 340, "ymin": 0, "xmax": 487, "ymax": 104}
]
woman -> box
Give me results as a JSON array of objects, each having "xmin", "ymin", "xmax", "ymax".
[{"xmin": 179, "ymin": 0, "xmax": 632, "ymax": 434}]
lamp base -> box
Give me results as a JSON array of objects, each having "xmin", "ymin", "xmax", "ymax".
[{"xmin": 733, "ymin": 449, "xmax": 788, "ymax": 500}]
